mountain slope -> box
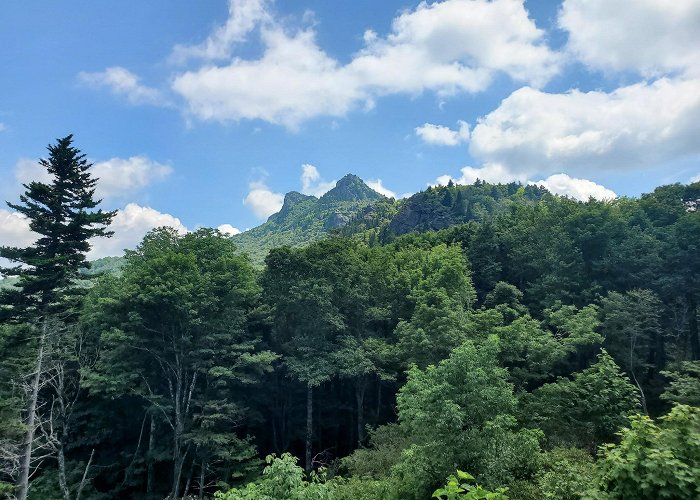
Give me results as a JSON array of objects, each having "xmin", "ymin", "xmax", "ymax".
[{"xmin": 232, "ymin": 174, "xmax": 387, "ymax": 264}]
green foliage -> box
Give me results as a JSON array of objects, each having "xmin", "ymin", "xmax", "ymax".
[
  {"xmin": 433, "ymin": 471, "xmax": 509, "ymax": 500},
  {"xmin": 215, "ymin": 453, "xmax": 336, "ymax": 500},
  {"xmin": 0, "ymin": 134, "xmax": 115, "ymax": 319},
  {"xmin": 347, "ymin": 338, "xmax": 542, "ymax": 499},
  {"xmin": 527, "ymin": 350, "xmax": 639, "ymax": 448},
  {"xmin": 585, "ymin": 405, "xmax": 700, "ymax": 499},
  {"xmin": 534, "ymin": 448, "xmax": 596, "ymax": 500},
  {"xmin": 233, "ymin": 175, "xmax": 387, "ymax": 265},
  {"xmin": 661, "ymin": 361, "xmax": 700, "ymax": 407}
]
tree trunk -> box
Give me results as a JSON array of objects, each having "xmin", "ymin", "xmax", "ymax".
[
  {"xmin": 198, "ymin": 460, "xmax": 205, "ymax": 500},
  {"xmin": 17, "ymin": 319, "xmax": 47, "ymax": 500},
  {"xmin": 75, "ymin": 449, "xmax": 94, "ymax": 500},
  {"xmin": 305, "ymin": 385, "xmax": 313, "ymax": 473},
  {"xmin": 146, "ymin": 415, "xmax": 156, "ymax": 500},
  {"xmin": 57, "ymin": 443, "xmax": 70, "ymax": 500},
  {"xmin": 183, "ymin": 459, "xmax": 194, "ymax": 498},
  {"xmin": 356, "ymin": 382, "xmax": 366, "ymax": 446},
  {"xmin": 689, "ymin": 293, "xmax": 699, "ymax": 360}
]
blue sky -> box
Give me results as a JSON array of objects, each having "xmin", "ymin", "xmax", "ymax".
[{"xmin": 1, "ymin": 0, "xmax": 699, "ymax": 257}]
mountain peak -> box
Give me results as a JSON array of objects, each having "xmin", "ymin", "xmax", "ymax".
[
  {"xmin": 320, "ymin": 174, "xmax": 385, "ymax": 203},
  {"xmin": 268, "ymin": 191, "xmax": 316, "ymax": 222}
]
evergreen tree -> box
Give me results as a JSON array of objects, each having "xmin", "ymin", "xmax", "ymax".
[{"xmin": 0, "ymin": 135, "xmax": 114, "ymax": 500}]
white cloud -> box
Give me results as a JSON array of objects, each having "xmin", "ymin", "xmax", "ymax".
[
  {"xmin": 217, "ymin": 223, "xmax": 241, "ymax": 236},
  {"xmin": 415, "ymin": 120, "xmax": 469, "ymax": 146},
  {"xmin": 469, "ymin": 78, "xmax": 700, "ymax": 175},
  {"xmin": 0, "ymin": 204, "xmax": 188, "ymax": 262},
  {"xmin": 434, "ymin": 162, "xmax": 527, "ymax": 186},
  {"xmin": 349, "ymin": 0, "xmax": 558, "ymax": 94},
  {"xmin": 14, "ymin": 158, "xmax": 51, "ymax": 186},
  {"xmin": 0, "ymin": 209, "xmax": 36, "ymax": 248},
  {"xmin": 171, "ymin": 0, "xmax": 559, "ymax": 128},
  {"xmin": 91, "ymin": 156, "xmax": 172, "ymax": 199},
  {"xmin": 78, "ymin": 67, "xmax": 166, "ymax": 106},
  {"xmin": 243, "ymin": 180, "xmax": 284, "ymax": 219},
  {"xmin": 434, "ymin": 167, "xmax": 615, "ymax": 201},
  {"xmin": 89, "ymin": 203, "xmax": 187, "ymax": 259},
  {"xmin": 170, "ymin": 0, "xmax": 270, "ymax": 63},
  {"xmin": 559, "ymin": 0, "xmax": 700, "ymax": 77},
  {"xmin": 0, "ymin": 210, "xmax": 36, "ymax": 271},
  {"xmin": 691, "ymin": 173, "xmax": 700, "ymax": 183},
  {"xmin": 531, "ymin": 173, "xmax": 616, "ymax": 201},
  {"xmin": 173, "ymin": 28, "xmax": 362, "ymax": 129},
  {"xmin": 300, "ymin": 164, "xmax": 335, "ymax": 197},
  {"xmin": 13, "ymin": 156, "xmax": 172, "ymax": 200},
  {"xmin": 366, "ymin": 179, "xmax": 397, "ymax": 199}
]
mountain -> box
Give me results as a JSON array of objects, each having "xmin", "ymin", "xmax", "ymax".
[
  {"xmin": 339, "ymin": 180, "xmax": 551, "ymax": 243},
  {"xmin": 231, "ymin": 174, "xmax": 386, "ymax": 264}
]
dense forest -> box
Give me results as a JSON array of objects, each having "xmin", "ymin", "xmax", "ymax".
[{"xmin": 1, "ymin": 137, "xmax": 699, "ymax": 499}]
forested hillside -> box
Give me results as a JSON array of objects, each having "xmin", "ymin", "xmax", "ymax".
[
  {"xmin": 1, "ymin": 145, "xmax": 699, "ymax": 499},
  {"xmin": 231, "ymin": 174, "xmax": 386, "ymax": 264}
]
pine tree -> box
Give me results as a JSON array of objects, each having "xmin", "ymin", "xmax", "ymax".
[{"xmin": 0, "ymin": 135, "xmax": 114, "ymax": 500}]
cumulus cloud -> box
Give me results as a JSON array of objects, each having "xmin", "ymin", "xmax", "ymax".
[
  {"xmin": 469, "ymin": 78, "xmax": 700, "ymax": 175},
  {"xmin": 92, "ymin": 156, "xmax": 172, "ymax": 199},
  {"xmin": 171, "ymin": 0, "xmax": 559, "ymax": 128},
  {"xmin": 170, "ymin": 0, "xmax": 270, "ymax": 63},
  {"xmin": 434, "ymin": 162, "xmax": 527, "ymax": 186},
  {"xmin": 0, "ymin": 204, "xmax": 187, "ymax": 262},
  {"xmin": 366, "ymin": 179, "xmax": 411, "ymax": 199},
  {"xmin": 243, "ymin": 180, "xmax": 284, "ymax": 219},
  {"xmin": 173, "ymin": 28, "xmax": 362, "ymax": 129},
  {"xmin": 13, "ymin": 156, "xmax": 172, "ymax": 200},
  {"xmin": 691, "ymin": 173, "xmax": 700, "ymax": 183},
  {"xmin": 89, "ymin": 203, "xmax": 187, "ymax": 259},
  {"xmin": 434, "ymin": 167, "xmax": 615, "ymax": 201},
  {"xmin": 300, "ymin": 164, "xmax": 335, "ymax": 197},
  {"xmin": 559, "ymin": 0, "xmax": 700, "ymax": 77},
  {"xmin": 0, "ymin": 209, "xmax": 35, "ymax": 248},
  {"xmin": 415, "ymin": 121, "xmax": 470, "ymax": 146},
  {"xmin": 531, "ymin": 173, "xmax": 616, "ymax": 201},
  {"xmin": 217, "ymin": 223, "xmax": 241, "ymax": 236},
  {"xmin": 78, "ymin": 67, "xmax": 166, "ymax": 105}
]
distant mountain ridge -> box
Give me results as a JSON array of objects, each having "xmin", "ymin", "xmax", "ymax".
[{"xmin": 231, "ymin": 174, "xmax": 386, "ymax": 264}]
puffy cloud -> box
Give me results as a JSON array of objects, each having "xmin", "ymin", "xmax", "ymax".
[
  {"xmin": 91, "ymin": 156, "xmax": 172, "ymax": 199},
  {"xmin": 415, "ymin": 120, "xmax": 469, "ymax": 146},
  {"xmin": 13, "ymin": 156, "xmax": 172, "ymax": 200},
  {"xmin": 559, "ymin": 0, "xmax": 700, "ymax": 76},
  {"xmin": 89, "ymin": 203, "xmax": 187, "ymax": 259},
  {"xmin": 469, "ymin": 78, "xmax": 700, "ymax": 175},
  {"xmin": 217, "ymin": 223, "xmax": 241, "ymax": 236},
  {"xmin": 243, "ymin": 180, "xmax": 284, "ymax": 219},
  {"xmin": 173, "ymin": 28, "xmax": 362, "ymax": 129},
  {"xmin": 300, "ymin": 164, "xmax": 335, "ymax": 197},
  {"xmin": 349, "ymin": 0, "xmax": 558, "ymax": 94},
  {"xmin": 0, "ymin": 204, "xmax": 187, "ymax": 262},
  {"xmin": 434, "ymin": 162, "xmax": 527, "ymax": 186},
  {"xmin": 14, "ymin": 158, "xmax": 52, "ymax": 185},
  {"xmin": 78, "ymin": 67, "xmax": 166, "ymax": 106},
  {"xmin": 0, "ymin": 209, "xmax": 35, "ymax": 248},
  {"xmin": 691, "ymin": 173, "xmax": 700, "ymax": 183},
  {"xmin": 531, "ymin": 173, "xmax": 616, "ymax": 201},
  {"xmin": 366, "ymin": 179, "xmax": 396, "ymax": 198},
  {"xmin": 434, "ymin": 167, "xmax": 615, "ymax": 201},
  {"xmin": 170, "ymin": 0, "xmax": 270, "ymax": 63},
  {"xmin": 171, "ymin": 0, "xmax": 559, "ymax": 128},
  {"xmin": 366, "ymin": 179, "xmax": 411, "ymax": 199}
]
